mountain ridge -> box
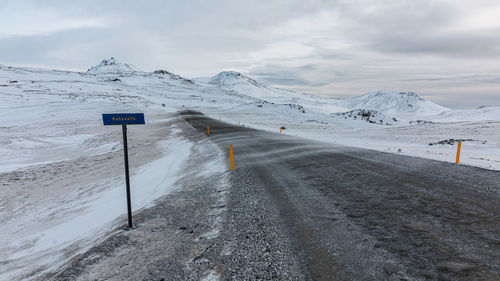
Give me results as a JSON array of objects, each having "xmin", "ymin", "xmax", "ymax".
[
  {"xmin": 206, "ymin": 70, "xmax": 449, "ymax": 116},
  {"xmin": 0, "ymin": 59, "xmax": 469, "ymax": 118}
]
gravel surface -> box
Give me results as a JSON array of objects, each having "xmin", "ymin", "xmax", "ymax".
[{"xmin": 52, "ymin": 111, "xmax": 500, "ymax": 280}]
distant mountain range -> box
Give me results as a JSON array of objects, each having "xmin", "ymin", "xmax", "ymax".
[
  {"xmin": 206, "ymin": 70, "xmax": 449, "ymax": 116},
  {"xmin": 2, "ymin": 57, "xmax": 499, "ymax": 123}
]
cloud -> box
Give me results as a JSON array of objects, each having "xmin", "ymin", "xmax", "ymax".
[
  {"xmin": 0, "ymin": 2, "xmax": 109, "ymax": 38},
  {"xmin": 402, "ymin": 74, "xmax": 500, "ymax": 84},
  {"xmin": 370, "ymin": 29, "xmax": 500, "ymax": 58}
]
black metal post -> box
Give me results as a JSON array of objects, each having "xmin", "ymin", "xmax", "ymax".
[{"xmin": 122, "ymin": 125, "xmax": 133, "ymax": 228}]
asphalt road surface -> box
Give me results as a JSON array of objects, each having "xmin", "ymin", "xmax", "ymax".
[
  {"xmin": 53, "ymin": 111, "xmax": 499, "ymax": 281},
  {"xmin": 185, "ymin": 111, "xmax": 499, "ymax": 280}
]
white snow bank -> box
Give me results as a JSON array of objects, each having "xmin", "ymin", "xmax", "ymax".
[{"xmin": 0, "ymin": 133, "xmax": 193, "ymax": 280}]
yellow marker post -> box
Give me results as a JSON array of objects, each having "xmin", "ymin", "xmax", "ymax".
[
  {"xmin": 280, "ymin": 127, "xmax": 282, "ymax": 134},
  {"xmin": 207, "ymin": 126, "xmax": 210, "ymax": 136},
  {"xmin": 456, "ymin": 141, "xmax": 462, "ymax": 164},
  {"xmin": 229, "ymin": 145, "xmax": 235, "ymax": 170}
]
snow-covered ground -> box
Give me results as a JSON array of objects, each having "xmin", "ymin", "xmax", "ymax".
[{"xmin": 0, "ymin": 58, "xmax": 499, "ymax": 280}]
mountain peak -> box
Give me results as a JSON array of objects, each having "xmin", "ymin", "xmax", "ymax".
[
  {"xmin": 209, "ymin": 71, "xmax": 263, "ymax": 88},
  {"xmin": 86, "ymin": 57, "xmax": 138, "ymax": 75},
  {"xmin": 217, "ymin": 70, "xmax": 242, "ymax": 76},
  {"xmin": 369, "ymin": 91, "xmax": 422, "ymax": 99}
]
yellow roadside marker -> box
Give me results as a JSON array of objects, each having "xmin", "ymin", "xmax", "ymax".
[
  {"xmin": 229, "ymin": 145, "xmax": 235, "ymax": 170},
  {"xmin": 456, "ymin": 140, "xmax": 462, "ymax": 164},
  {"xmin": 207, "ymin": 126, "xmax": 210, "ymax": 136}
]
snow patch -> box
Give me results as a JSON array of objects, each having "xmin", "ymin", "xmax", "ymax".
[{"xmin": 201, "ymin": 270, "xmax": 220, "ymax": 281}]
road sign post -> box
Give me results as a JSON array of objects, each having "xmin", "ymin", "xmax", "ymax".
[{"xmin": 102, "ymin": 113, "xmax": 145, "ymax": 228}]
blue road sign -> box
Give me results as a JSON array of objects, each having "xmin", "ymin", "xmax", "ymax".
[
  {"xmin": 102, "ymin": 113, "xmax": 145, "ymax": 125},
  {"xmin": 102, "ymin": 112, "xmax": 145, "ymax": 228}
]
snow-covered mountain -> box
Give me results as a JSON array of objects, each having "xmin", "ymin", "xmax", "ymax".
[
  {"xmin": 208, "ymin": 71, "xmax": 296, "ymax": 101},
  {"xmin": 208, "ymin": 71, "xmax": 348, "ymax": 113},
  {"xmin": 86, "ymin": 57, "xmax": 138, "ymax": 75},
  {"xmin": 210, "ymin": 71, "xmax": 264, "ymax": 88},
  {"xmin": 339, "ymin": 91, "xmax": 449, "ymax": 116}
]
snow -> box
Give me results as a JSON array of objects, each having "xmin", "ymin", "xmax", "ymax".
[
  {"xmin": 0, "ymin": 120, "xmax": 195, "ymax": 280},
  {"xmin": 201, "ymin": 270, "xmax": 220, "ymax": 281},
  {"xmin": 429, "ymin": 105, "xmax": 500, "ymax": 122},
  {"xmin": 1, "ymin": 58, "xmax": 499, "ymax": 279},
  {"xmin": 86, "ymin": 57, "xmax": 137, "ymax": 75},
  {"xmin": 208, "ymin": 71, "xmax": 349, "ymax": 114},
  {"xmin": 339, "ymin": 91, "xmax": 449, "ymax": 116},
  {"xmin": 210, "ymin": 71, "xmax": 262, "ymax": 87}
]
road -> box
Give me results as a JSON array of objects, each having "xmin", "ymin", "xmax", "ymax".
[
  {"xmin": 53, "ymin": 111, "xmax": 499, "ymax": 281},
  {"xmin": 184, "ymin": 111, "xmax": 500, "ymax": 280}
]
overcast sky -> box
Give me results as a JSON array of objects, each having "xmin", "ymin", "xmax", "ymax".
[{"xmin": 1, "ymin": 0, "xmax": 499, "ymax": 108}]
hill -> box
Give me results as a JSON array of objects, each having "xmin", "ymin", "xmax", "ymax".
[{"xmin": 339, "ymin": 91, "xmax": 449, "ymax": 116}]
